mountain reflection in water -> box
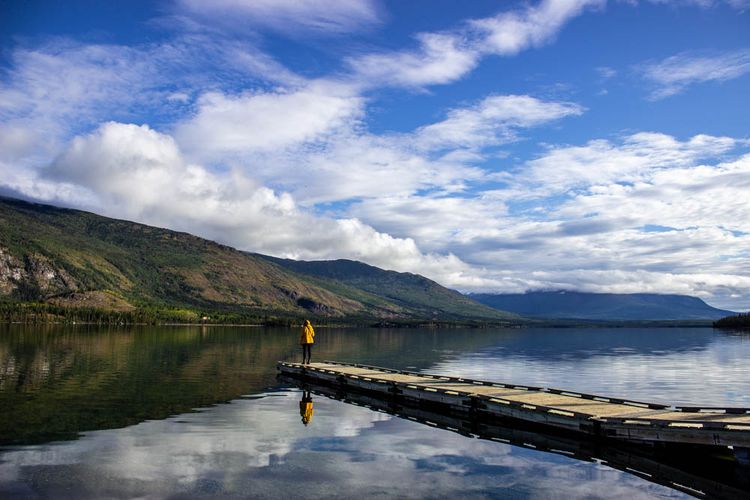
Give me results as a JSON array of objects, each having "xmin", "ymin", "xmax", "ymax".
[{"xmin": 1, "ymin": 325, "xmax": 749, "ymax": 498}]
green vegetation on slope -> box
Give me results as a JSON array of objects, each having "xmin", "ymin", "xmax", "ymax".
[
  {"xmin": 0, "ymin": 197, "xmax": 513, "ymax": 324},
  {"xmin": 258, "ymin": 256, "xmax": 515, "ymax": 321}
]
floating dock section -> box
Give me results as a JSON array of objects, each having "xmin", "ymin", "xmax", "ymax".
[
  {"xmin": 280, "ymin": 375, "xmax": 750, "ymax": 500},
  {"xmin": 278, "ymin": 361, "xmax": 750, "ymax": 449}
]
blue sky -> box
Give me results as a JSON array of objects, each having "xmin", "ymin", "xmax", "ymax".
[{"xmin": 1, "ymin": 0, "xmax": 749, "ymax": 309}]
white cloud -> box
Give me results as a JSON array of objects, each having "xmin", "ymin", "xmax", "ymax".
[
  {"xmin": 174, "ymin": 82, "xmax": 365, "ymax": 161},
  {"xmin": 0, "ymin": 42, "xmax": 157, "ymax": 155},
  {"xmin": 415, "ymin": 94, "xmax": 583, "ymax": 152},
  {"xmin": 491, "ymin": 150, "xmax": 750, "ymax": 309},
  {"xmin": 3, "ymin": 0, "xmax": 749, "ymax": 311},
  {"xmin": 641, "ymin": 49, "xmax": 750, "ymax": 99},
  {"xmin": 0, "ymin": 123, "xmax": 41, "ymax": 163},
  {"xmin": 345, "ymin": 1, "xmax": 746, "ymax": 93},
  {"xmin": 0, "ymin": 23, "xmax": 590, "ymax": 293},
  {"xmin": 346, "ymin": 0, "xmax": 603, "ymax": 89},
  {"xmin": 176, "ymin": 0, "xmax": 381, "ymax": 35},
  {"xmin": 344, "ymin": 133, "xmax": 750, "ymax": 310},
  {"xmin": 172, "ymin": 88, "xmax": 579, "ymax": 206},
  {"xmin": 596, "ymin": 66, "xmax": 617, "ymax": 80},
  {"xmin": 471, "ymin": 0, "xmax": 605, "ymax": 56},
  {"xmin": 0, "ymin": 43, "xmax": 148, "ymax": 120},
  {"xmin": 348, "ymin": 32, "xmax": 480, "ymax": 88},
  {"xmin": 35, "ymin": 121, "xmax": 476, "ymax": 285},
  {"xmin": 518, "ymin": 132, "xmax": 737, "ymax": 196},
  {"xmin": 0, "ymin": 391, "xmax": 683, "ymax": 499},
  {"xmin": 350, "ymin": 194, "xmax": 509, "ymax": 252},
  {"xmin": 267, "ymin": 133, "xmax": 486, "ymax": 204},
  {"xmin": 46, "ymin": 122, "xmax": 215, "ymax": 212},
  {"xmin": 0, "ymin": 36, "xmax": 303, "ymax": 170}
]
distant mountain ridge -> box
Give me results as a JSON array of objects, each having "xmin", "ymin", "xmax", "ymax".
[
  {"xmin": 469, "ymin": 291, "xmax": 734, "ymax": 321},
  {"xmin": 258, "ymin": 255, "xmax": 514, "ymax": 321},
  {"xmin": 0, "ymin": 197, "xmax": 512, "ymax": 323}
]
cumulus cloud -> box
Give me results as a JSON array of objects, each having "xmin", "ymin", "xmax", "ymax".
[
  {"xmin": 556, "ymin": 152, "xmax": 750, "ymax": 231},
  {"xmin": 0, "ymin": 36, "xmax": 305, "ymax": 169},
  {"xmin": 498, "ymin": 149, "xmax": 750, "ymax": 309},
  {"xmin": 171, "ymin": 90, "xmax": 578, "ymax": 206},
  {"xmin": 640, "ymin": 49, "xmax": 750, "ymax": 99},
  {"xmin": 3, "ymin": 0, "xmax": 750, "ymax": 311},
  {"xmin": 517, "ymin": 132, "xmax": 737, "ymax": 195},
  {"xmin": 38, "ymin": 121, "xmax": 478, "ymax": 284},
  {"xmin": 0, "ymin": 42, "xmax": 156, "ymax": 157},
  {"xmin": 0, "ymin": 123, "xmax": 40, "ymax": 163},
  {"xmin": 0, "ymin": 20, "xmax": 588, "ymax": 291},
  {"xmin": 346, "ymin": 133, "xmax": 750, "ymax": 309}
]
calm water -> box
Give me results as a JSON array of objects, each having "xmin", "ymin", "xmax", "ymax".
[{"xmin": 1, "ymin": 325, "xmax": 749, "ymax": 499}]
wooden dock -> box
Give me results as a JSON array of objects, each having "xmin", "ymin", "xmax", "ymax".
[
  {"xmin": 279, "ymin": 375, "xmax": 750, "ymax": 500},
  {"xmin": 277, "ymin": 361, "xmax": 750, "ymax": 449}
]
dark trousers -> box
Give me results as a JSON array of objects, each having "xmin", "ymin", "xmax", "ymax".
[{"xmin": 302, "ymin": 343, "xmax": 312, "ymax": 363}]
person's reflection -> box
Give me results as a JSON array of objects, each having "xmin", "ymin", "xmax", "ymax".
[{"xmin": 299, "ymin": 390, "xmax": 314, "ymax": 426}]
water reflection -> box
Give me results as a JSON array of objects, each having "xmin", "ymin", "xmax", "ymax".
[
  {"xmin": 2, "ymin": 325, "xmax": 750, "ymax": 445},
  {"xmin": 428, "ymin": 329, "xmax": 750, "ymax": 406},
  {"xmin": 283, "ymin": 377, "xmax": 750, "ymax": 499},
  {"xmin": 0, "ymin": 324, "xmax": 516, "ymax": 444},
  {"xmin": 0, "ymin": 389, "xmax": 688, "ymax": 499},
  {"xmin": 2, "ymin": 325, "xmax": 749, "ymax": 498},
  {"xmin": 299, "ymin": 391, "xmax": 314, "ymax": 426}
]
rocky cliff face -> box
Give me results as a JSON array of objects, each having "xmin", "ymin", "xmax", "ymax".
[
  {"xmin": 0, "ymin": 248, "xmax": 21, "ymax": 296},
  {"xmin": 0, "ymin": 247, "xmax": 78, "ymax": 299}
]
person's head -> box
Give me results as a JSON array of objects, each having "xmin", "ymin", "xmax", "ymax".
[{"xmin": 305, "ymin": 319, "xmax": 310, "ymax": 325}]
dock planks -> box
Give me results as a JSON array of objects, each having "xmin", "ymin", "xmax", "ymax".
[
  {"xmin": 278, "ymin": 361, "xmax": 750, "ymax": 448},
  {"xmin": 285, "ymin": 378, "xmax": 750, "ymax": 500}
]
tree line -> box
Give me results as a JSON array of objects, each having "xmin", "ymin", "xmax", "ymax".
[
  {"xmin": 713, "ymin": 313, "xmax": 750, "ymax": 330},
  {"xmin": 0, "ymin": 301, "xmax": 302, "ymax": 326}
]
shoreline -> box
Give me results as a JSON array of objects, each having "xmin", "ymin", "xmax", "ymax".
[{"xmin": 0, "ymin": 319, "xmax": 720, "ymax": 328}]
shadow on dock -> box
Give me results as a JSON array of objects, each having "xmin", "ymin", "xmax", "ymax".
[{"xmin": 279, "ymin": 374, "xmax": 750, "ymax": 500}]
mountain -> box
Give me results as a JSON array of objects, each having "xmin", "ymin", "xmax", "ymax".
[
  {"xmin": 0, "ymin": 197, "xmax": 512, "ymax": 323},
  {"xmin": 258, "ymin": 256, "xmax": 514, "ymax": 322},
  {"xmin": 469, "ymin": 291, "xmax": 734, "ymax": 321}
]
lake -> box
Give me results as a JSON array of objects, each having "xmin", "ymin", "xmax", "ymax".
[{"xmin": 1, "ymin": 325, "xmax": 749, "ymax": 499}]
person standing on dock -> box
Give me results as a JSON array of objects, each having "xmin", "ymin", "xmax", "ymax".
[{"xmin": 300, "ymin": 319, "xmax": 315, "ymax": 364}]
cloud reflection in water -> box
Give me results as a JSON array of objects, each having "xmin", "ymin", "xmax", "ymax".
[{"xmin": 0, "ymin": 390, "xmax": 687, "ymax": 499}]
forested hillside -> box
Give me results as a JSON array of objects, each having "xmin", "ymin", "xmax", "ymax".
[{"xmin": 0, "ymin": 197, "xmax": 513, "ymax": 324}]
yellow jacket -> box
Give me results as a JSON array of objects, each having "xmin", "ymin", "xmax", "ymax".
[
  {"xmin": 300, "ymin": 321, "xmax": 315, "ymax": 344},
  {"xmin": 300, "ymin": 400, "xmax": 314, "ymax": 425}
]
